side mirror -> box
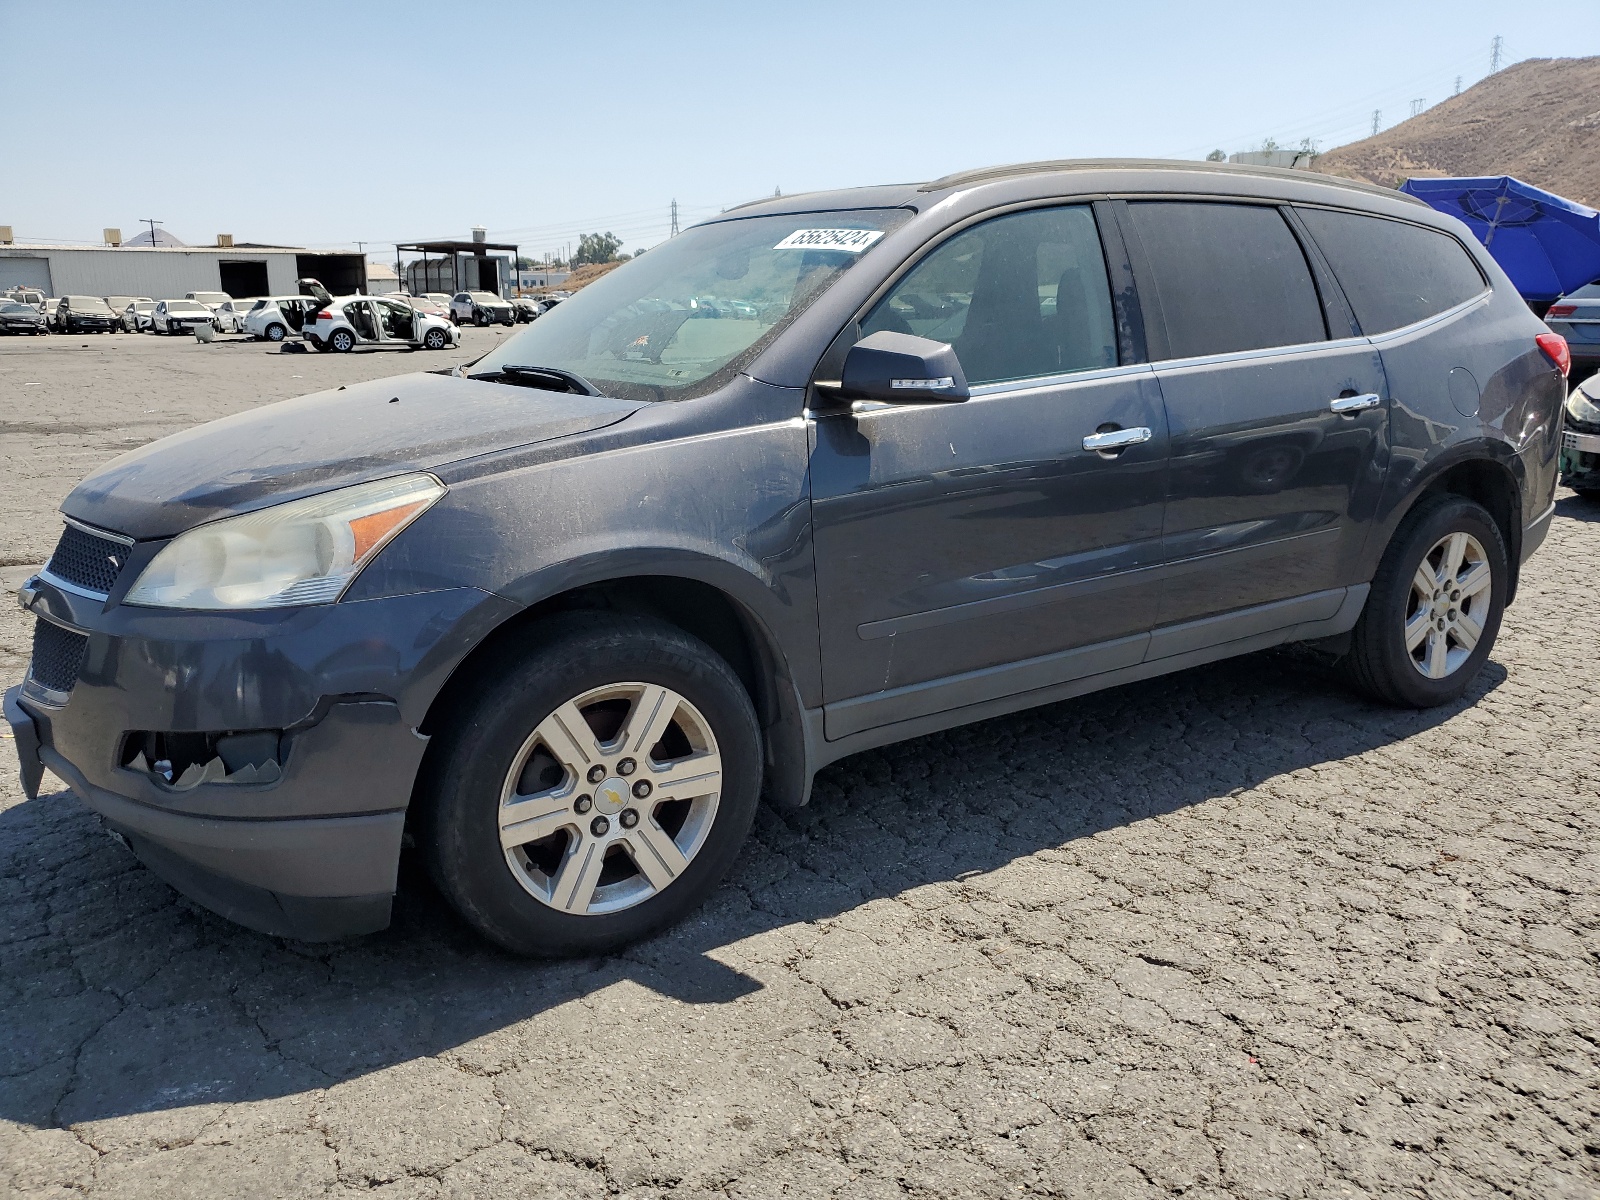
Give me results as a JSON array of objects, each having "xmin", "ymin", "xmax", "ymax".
[{"xmin": 839, "ymin": 330, "xmax": 969, "ymax": 404}]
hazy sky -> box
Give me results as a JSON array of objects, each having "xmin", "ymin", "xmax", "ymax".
[{"xmin": 3, "ymin": 1, "xmax": 1595, "ymax": 262}]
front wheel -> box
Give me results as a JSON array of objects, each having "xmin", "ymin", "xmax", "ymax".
[
  {"xmin": 1341, "ymin": 494, "xmax": 1507, "ymax": 708},
  {"xmin": 419, "ymin": 613, "xmax": 762, "ymax": 957},
  {"xmin": 422, "ymin": 327, "xmax": 448, "ymax": 350},
  {"xmin": 329, "ymin": 328, "xmax": 355, "ymax": 352}
]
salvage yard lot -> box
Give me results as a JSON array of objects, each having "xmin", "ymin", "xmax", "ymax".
[{"xmin": 1, "ymin": 332, "xmax": 1597, "ymax": 1198}]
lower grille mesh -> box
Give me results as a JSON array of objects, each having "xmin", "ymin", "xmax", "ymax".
[{"xmin": 28, "ymin": 619, "xmax": 89, "ymax": 696}]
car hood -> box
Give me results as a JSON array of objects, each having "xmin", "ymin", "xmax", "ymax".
[{"xmin": 62, "ymin": 372, "xmax": 646, "ymax": 539}]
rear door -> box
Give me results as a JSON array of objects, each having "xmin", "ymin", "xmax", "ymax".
[
  {"xmin": 1120, "ymin": 200, "xmax": 1390, "ymax": 637},
  {"xmin": 809, "ymin": 202, "xmax": 1170, "ymax": 738}
]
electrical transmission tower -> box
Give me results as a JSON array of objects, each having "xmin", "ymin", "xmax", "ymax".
[
  {"xmin": 1454, "ymin": 75, "xmax": 1462, "ymax": 96},
  {"xmin": 669, "ymin": 199, "xmax": 679, "ymax": 237},
  {"xmin": 1491, "ymin": 35, "xmax": 1504, "ymax": 72},
  {"xmin": 1370, "ymin": 110, "xmax": 1381, "ymax": 137},
  {"xmin": 1409, "ymin": 98, "xmax": 1426, "ymax": 118}
]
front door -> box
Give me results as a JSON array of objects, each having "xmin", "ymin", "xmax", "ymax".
[
  {"xmin": 809, "ymin": 204, "xmax": 1170, "ymax": 740},
  {"xmin": 1121, "ymin": 200, "xmax": 1390, "ymax": 634}
]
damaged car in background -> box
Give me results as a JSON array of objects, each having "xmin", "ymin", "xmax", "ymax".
[{"xmin": 6, "ymin": 160, "xmax": 1565, "ymax": 956}]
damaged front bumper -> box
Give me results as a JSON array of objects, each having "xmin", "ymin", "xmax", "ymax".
[
  {"xmin": 1561, "ymin": 427, "xmax": 1600, "ymax": 491},
  {"xmin": 5, "ymin": 579, "xmax": 518, "ymax": 940}
]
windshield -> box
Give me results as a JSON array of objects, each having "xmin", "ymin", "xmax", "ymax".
[
  {"xmin": 472, "ymin": 208, "xmax": 910, "ymax": 402},
  {"xmin": 470, "ymin": 292, "xmax": 502, "ymax": 302},
  {"xmin": 167, "ymin": 300, "xmax": 208, "ymax": 313},
  {"xmin": 1, "ymin": 303, "xmax": 33, "ymax": 313},
  {"xmin": 67, "ymin": 296, "xmax": 112, "ymax": 313},
  {"xmin": 134, "ymin": 301, "xmax": 155, "ymax": 312},
  {"xmin": 190, "ymin": 292, "xmax": 228, "ymax": 304}
]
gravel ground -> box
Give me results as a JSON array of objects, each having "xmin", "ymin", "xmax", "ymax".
[{"xmin": 1, "ymin": 331, "xmax": 1597, "ymax": 1199}]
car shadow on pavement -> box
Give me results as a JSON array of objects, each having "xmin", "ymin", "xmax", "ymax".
[
  {"xmin": 1555, "ymin": 490, "xmax": 1600, "ymax": 520},
  {"xmin": 0, "ymin": 647, "xmax": 1504, "ymax": 1129}
]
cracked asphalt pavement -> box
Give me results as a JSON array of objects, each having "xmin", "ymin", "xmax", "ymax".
[{"xmin": 2, "ymin": 333, "xmax": 1597, "ymax": 1198}]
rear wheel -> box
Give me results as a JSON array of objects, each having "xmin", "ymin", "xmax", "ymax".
[
  {"xmin": 264, "ymin": 323, "xmax": 286, "ymax": 342},
  {"xmin": 1342, "ymin": 494, "xmax": 1507, "ymax": 708},
  {"xmin": 419, "ymin": 613, "xmax": 762, "ymax": 957}
]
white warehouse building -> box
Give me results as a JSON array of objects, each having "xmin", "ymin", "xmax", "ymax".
[{"xmin": 0, "ymin": 241, "xmax": 368, "ymax": 301}]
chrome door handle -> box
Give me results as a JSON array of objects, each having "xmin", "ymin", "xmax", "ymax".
[
  {"xmin": 1330, "ymin": 393, "xmax": 1381, "ymax": 414},
  {"xmin": 1082, "ymin": 426, "xmax": 1153, "ymax": 452}
]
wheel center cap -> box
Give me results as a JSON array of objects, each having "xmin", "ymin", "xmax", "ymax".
[{"xmin": 594, "ymin": 777, "xmax": 629, "ymax": 816}]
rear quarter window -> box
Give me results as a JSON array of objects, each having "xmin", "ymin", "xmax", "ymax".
[
  {"xmin": 1127, "ymin": 201, "xmax": 1327, "ymax": 359},
  {"xmin": 1295, "ymin": 207, "xmax": 1486, "ymax": 335}
]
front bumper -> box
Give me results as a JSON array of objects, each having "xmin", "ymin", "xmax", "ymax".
[
  {"xmin": 7, "ymin": 581, "xmax": 518, "ymax": 939},
  {"xmin": 1561, "ymin": 427, "xmax": 1600, "ymax": 490}
]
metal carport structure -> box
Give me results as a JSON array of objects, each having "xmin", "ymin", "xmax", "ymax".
[{"xmin": 396, "ymin": 238, "xmax": 520, "ymax": 298}]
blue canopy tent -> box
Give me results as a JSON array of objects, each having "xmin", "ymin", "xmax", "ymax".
[{"xmin": 1399, "ymin": 176, "xmax": 1600, "ymax": 303}]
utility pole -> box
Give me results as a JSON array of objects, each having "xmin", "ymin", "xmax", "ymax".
[
  {"xmin": 669, "ymin": 199, "xmax": 679, "ymax": 237},
  {"xmin": 141, "ymin": 218, "xmax": 162, "ymax": 247},
  {"xmin": 1491, "ymin": 35, "xmax": 1504, "ymax": 73},
  {"xmin": 1370, "ymin": 110, "xmax": 1381, "ymax": 138}
]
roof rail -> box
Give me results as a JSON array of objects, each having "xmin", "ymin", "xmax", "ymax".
[{"xmin": 919, "ymin": 157, "xmax": 1423, "ymax": 204}]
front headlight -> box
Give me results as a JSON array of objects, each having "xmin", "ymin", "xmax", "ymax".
[
  {"xmin": 1567, "ymin": 385, "xmax": 1600, "ymax": 427},
  {"xmin": 124, "ymin": 473, "xmax": 446, "ymax": 610}
]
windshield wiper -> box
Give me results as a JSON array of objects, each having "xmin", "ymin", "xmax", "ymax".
[{"xmin": 468, "ymin": 364, "xmax": 602, "ymax": 396}]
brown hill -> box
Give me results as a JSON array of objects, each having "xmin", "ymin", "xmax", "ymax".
[{"xmin": 1316, "ymin": 56, "xmax": 1600, "ymax": 207}]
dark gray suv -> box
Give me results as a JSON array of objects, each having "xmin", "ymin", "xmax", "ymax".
[{"xmin": 6, "ymin": 161, "xmax": 1567, "ymax": 955}]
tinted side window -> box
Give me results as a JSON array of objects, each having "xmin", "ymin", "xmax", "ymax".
[
  {"xmin": 1296, "ymin": 207, "xmax": 1486, "ymax": 334},
  {"xmin": 1127, "ymin": 202, "xmax": 1326, "ymax": 359},
  {"xmin": 862, "ymin": 205, "xmax": 1116, "ymax": 385}
]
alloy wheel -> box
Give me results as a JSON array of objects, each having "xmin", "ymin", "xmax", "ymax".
[
  {"xmin": 1405, "ymin": 531, "xmax": 1491, "ymax": 679},
  {"xmin": 498, "ymin": 682, "xmax": 723, "ymax": 916}
]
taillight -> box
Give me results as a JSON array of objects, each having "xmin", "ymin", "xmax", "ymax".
[
  {"xmin": 314, "ymin": 309, "xmax": 332, "ymax": 321},
  {"xmin": 1547, "ymin": 303, "xmax": 1577, "ymax": 318},
  {"xmin": 1536, "ymin": 332, "xmax": 1571, "ymax": 377}
]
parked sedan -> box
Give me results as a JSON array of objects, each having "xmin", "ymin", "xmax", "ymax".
[
  {"xmin": 303, "ymin": 295, "xmax": 460, "ymax": 352},
  {"xmin": 152, "ymin": 299, "xmax": 216, "ymax": 335},
  {"xmin": 243, "ymin": 296, "xmax": 324, "ymax": 342},
  {"xmin": 450, "ymin": 291, "xmax": 516, "ymax": 326},
  {"xmin": 0, "ymin": 300, "xmax": 46, "ymax": 334},
  {"xmin": 121, "ymin": 300, "xmax": 157, "ymax": 333},
  {"xmin": 213, "ymin": 298, "xmax": 260, "ymax": 334},
  {"xmin": 49, "ymin": 296, "xmax": 118, "ymax": 333},
  {"xmin": 1544, "ymin": 281, "xmax": 1600, "ymax": 380}
]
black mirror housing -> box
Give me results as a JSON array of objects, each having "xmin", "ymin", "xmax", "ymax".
[{"xmin": 839, "ymin": 330, "xmax": 970, "ymax": 404}]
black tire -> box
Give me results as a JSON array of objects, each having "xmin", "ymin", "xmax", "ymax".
[
  {"xmin": 418, "ymin": 612, "xmax": 762, "ymax": 957},
  {"xmin": 1341, "ymin": 494, "xmax": 1508, "ymax": 708},
  {"xmin": 474, "ymin": 308, "xmax": 489, "ymax": 327},
  {"xmin": 423, "ymin": 327, "xmax": 447, "ymax": 350},
  {"xmin": 264, "ymin": 323, "xmax": 286, "ymax": 342},
  {"xmin": 329, "ymin": 328, "xmax": 355, "ymax": 352}
]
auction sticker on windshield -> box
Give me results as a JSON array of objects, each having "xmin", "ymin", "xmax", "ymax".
[{"xmin": 773, "ymin": 229, "xmax": 886, "ymax": 253}]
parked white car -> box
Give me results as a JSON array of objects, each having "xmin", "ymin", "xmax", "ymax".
[
  {"xmin": 242, "ymin": 296, "xmax": 323, "ymax": 342},
  {"xmin": 449, "ymin": 291, "xmax": 516, "ymax": 326},
  {"xmin": 304, "ymin": 295, "xmax": 461, "ymax": 352},
  {"xmin": 151, "ymin": 299, "xmax": 217, "ymax": 335},
  {"xmin": 213, "ymin": 298, "xmax": 260, "ymax": 333},
  {"xmin": 185, "ymin": 291, "xmax": 231, "ymax": 312},
  {"xmin": 121, "ymin": 299, "xmax": 158, "ymax": 332}
]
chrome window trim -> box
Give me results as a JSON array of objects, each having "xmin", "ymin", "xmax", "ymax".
[
  {"xmin": 1364, "ymin": 289, "xmax": 1491, "ymax": 345},
  {"xmin": 967, "ymin": 360, "xmax": 1152, "ymax": 399},
  {"xmin": 1147, "ymin": 333, "xmax": 1375, "ymax": 374}
]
